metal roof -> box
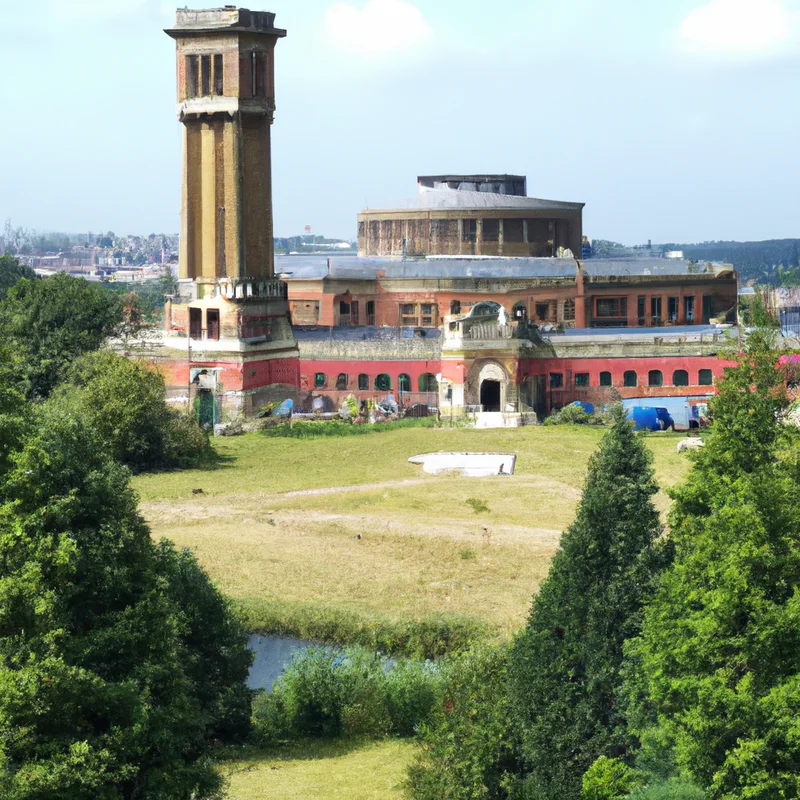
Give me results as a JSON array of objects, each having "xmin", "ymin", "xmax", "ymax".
[{"xmin": 582, "ymin": 258, "xmax": 732, "ymax": 277}]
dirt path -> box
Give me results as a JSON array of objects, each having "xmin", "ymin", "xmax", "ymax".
[{"xmin": 282, "ymin": 478, "xmax": 428, "ymax": 498}]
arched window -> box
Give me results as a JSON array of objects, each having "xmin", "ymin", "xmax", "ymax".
[
  {"xmin": 600, "ymin": 371, "xmax": 612, "ymax": 387},
  {"xmin": 624, "ymin": 370, "xmax": 638, "ymax": 387},
  {"xmin": 375, "ymin": 373, "xmax": 392, "ymax": 391},
  {"xmin": 336, "ymin": 373, "xmax": 348, "ymax": 390},
  {"xmin": 450, "ymin": 299, "xmax": 461, "ymax": 315},
  {"xmin": 649, "ymin": 370, "xmax": 663, "ymax": 387},
  {"xmin": 512, "ymin": 301, "xmax": 528, "ymax": 321},
  {"xmin": 398, "ymin": 373, "xmax": 411, "ymax": 393},
  {"xmin": 418, "ymin": 373, "xmax": 439, "ymax": 393},
  {"xmin": 314, "ymin": 372, "xmax": 326, "ymax": 388},
  {"xmin": 673, "ymin": 369, "xmax": 689, "ymax": 387},
  {"xmin": 698, "ymin": 368, "xmax": 713, "ymax": 386},
  {"xmin": 358, "ymin": 373, "xmax": 369, "ymax": 390}
]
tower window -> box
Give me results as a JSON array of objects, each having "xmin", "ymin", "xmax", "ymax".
[
  {"xmin": 185, "ymin": 55, "xmax": 199, "ymax": 98},
  {"xmin": 200, "ymin": 54, "xmax": 211, "ymax": 96},
  {"xmin": 213, "ymin": 54, "xmax": 223, "ymax": 95}
]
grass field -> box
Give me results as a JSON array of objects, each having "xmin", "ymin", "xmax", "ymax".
[
  {"xmin": 220, "ymin": 739, "xmax": 413, "ymax": 800},
  {"xmin": 134, "ymin": 425, "xmax": 691, "ymax": 645}
]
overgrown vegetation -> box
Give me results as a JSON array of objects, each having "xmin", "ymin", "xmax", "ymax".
[
  {"xmin": 252, "ymin": 646, "xmax": 443, "ymax": 744},
  {"xmin": 261, "ymin": 416, "xmax": 436, "ymax": 437},
  {"xmin": 236, "ymin": 598, "xmax": 489, "ymax": 660},
  {"xmin": 543, "ymin": 403, "xmax": 607, "ymax": 426}
]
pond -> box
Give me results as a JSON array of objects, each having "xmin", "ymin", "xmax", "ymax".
[{"xmin": 247, "ymin": 634, "xmax": 320, "ymax": 691}]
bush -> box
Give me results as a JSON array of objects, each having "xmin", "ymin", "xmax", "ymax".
[
  {"xmin": 582, "ymin": 756, "xmax": 635, "ymax": 800},
  {"xmin": 544, "ymin": 404, "xmax": 605, "ymax": 426},
  {"xmin": 261, "ymin": 417, "xmax": 435, "ymax": 438},
  {"xmin": 251, "ymin": 646, "xmax": 443, "ymax": 745},
  {"xmin": 53, "ymin": 351, "xmax": 210, "ymax": 471},
  {"xmin": 406, "ymin": 644, "xmax": 521, "ymax": 800},
  {"xmin": 626, "ymin": 779, "xmax": 705, "ymax": 800}
]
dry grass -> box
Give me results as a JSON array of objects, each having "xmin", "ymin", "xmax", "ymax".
[
  {"xmin": 220, "ymin": 739, "xmax": 413, "ymax": 800},
  {"xmin": 135, "ymin": 426, "xmax": 691, "ymax": 641}
]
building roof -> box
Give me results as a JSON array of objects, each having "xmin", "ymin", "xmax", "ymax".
[
  {"xmin": 278, "ymin": 255, "xmax": 578, "ymax": 280},
  {"xmin": 277, "ymin": 255, "xmax": 734, "ymax": 283},
  {"xmin": 414, "ymin": 187, "xmax": 584, "ymax": 212},
  {"xmin": 582, "ymin": 258, "xmax": 728, "ymax": 277}
]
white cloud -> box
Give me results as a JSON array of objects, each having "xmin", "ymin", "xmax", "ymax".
[
  {"xmin": 679, "ymin": 0, "xmax": 797, "ymax": 57},
  {"xmin": 324, "ymin": 0, "xmax": 432, "ymax": 56}
]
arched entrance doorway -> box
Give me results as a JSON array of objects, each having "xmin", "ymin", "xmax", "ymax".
[{"xmin": 480, "ymin": 379, "xmax": 501, "ymax": 411}]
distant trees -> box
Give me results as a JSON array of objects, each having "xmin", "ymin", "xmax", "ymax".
[
  {"xmin": 0, "ymin": 354, "xmax": 251, "ymax": 799},
  {"xmin": 508, "ymin": 407, "xmax": 670, "ymax": 800},
  {"xmin": 0, "ymin": 254, "xmax": 35, "ymax": 300}
]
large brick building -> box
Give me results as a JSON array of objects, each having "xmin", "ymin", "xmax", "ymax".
[
  {"xmin": 358, "ymin": 174, "xmax": 584, "ymax": 259},
  {"xmin": 147, "ymin": 8, "xmax": 738, "ymax": 425}
]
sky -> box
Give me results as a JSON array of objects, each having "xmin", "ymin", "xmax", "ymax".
[{"xmin": 1, "ymin": 0, "xmax": 799, "ymax": 245}]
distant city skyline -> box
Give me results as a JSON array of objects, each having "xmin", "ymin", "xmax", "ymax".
[{"xmin": 2, "ymin": 0, "xmax": 799, "ymax": 244}]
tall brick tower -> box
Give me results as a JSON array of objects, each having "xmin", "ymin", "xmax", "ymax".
[{"xmin": 162, "ymin": 7, "xmax": 299, "ymax": 421}]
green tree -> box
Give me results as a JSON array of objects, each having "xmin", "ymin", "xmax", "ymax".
[
  {"xmin": 508, "ymin": 407, "xmax": 669, "ymax": 800},
  {"xmin": 407, "ymin": 644, "xmax": 520, "ymax": 800},
  {"xmin": 0, "ymin": 397, "xmax": 251, "ymax": 799},
  {"xmin": 626, "ymin": 334, "xmax": 800, "ymax": 800},
  {"xmin": 55, "ymin": 350, "xmax": 209, "ymax": 472},
  {"xmin": 0, "ymin": 254, "xmax": 35, "ymax": 301},
  {"xmin": 0, "ymin": 273, "xmax": 123, "ymax": 399}
]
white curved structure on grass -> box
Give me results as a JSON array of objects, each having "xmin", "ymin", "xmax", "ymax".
[{"xmin": 408, "ymin": 452, "xmax": 516, "ymax": 476}]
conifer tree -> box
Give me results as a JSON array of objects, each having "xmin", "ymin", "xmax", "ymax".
[
  {"xmin": 508, "ymin": 406, "xmax": 668, "ymax": 800},
  {"xmin": 628, "ymin": 333, "xmax": 800, "ymax": 799}
]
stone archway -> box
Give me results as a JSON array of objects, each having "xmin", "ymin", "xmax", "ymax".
[{"xmin": 466, "ymin": 360, "xmax": 509, "ymax": 411}]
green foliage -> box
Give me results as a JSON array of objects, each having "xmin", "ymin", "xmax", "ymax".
[
  {"xmin": 261, "ymin": 417, "xmax": 436, "ymax": 437},
  {"xmin": 508, "ymin": 407, "xmax": 670, "ymax": 800},
  {"xmin": 252, "ymin": 646, "xmax": 442, "ymax": 744},
  {"xmin": 627, "ymin": 333, "xmax": 800, "ymax": 799},
  {"xmin": 625, "ymin": 778, "xmax": 705, "ymax": 800},
  {"xmin": 582, "ymin": 756, "xmax": 635, "ymax": 800},
  {"xmin": 0, "ymin": 254, "xmax": 35, "ymax": 301},
  {"xmin": 466, "ymin": 497, "xmax": 490, "ymax": 514},
  {"xmin": 407, "ymin": 644, "xmax": 520, "ymax": 800},
  {"xmin": 543, "ymin": 404, "xmax": 601, "ymax": 426},
  {"xmin": 0, "ymin": 401, "xmax": 251, "ymax": 799},
  {"xmin": 0, "ymin": 273, "xmax": 123, "ymax": 398},
  {"xmin": 53, "ymin": 350, "xmax": 209, "ymax": 472},
  {"xmin": 236, "ymin": 596, "xmax": 489, "ymax": 659}
]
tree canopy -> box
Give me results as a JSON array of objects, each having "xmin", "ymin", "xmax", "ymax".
[
  {"xmin": 508, "ymin": 407, "xmax": 670, "ymax": 800},
  {"xmin": 0, "ymin": 273, "xmax": 123, "ymax": 399},
  {"xmin": 627, "ymin": 334, "xmax": 800, "ymax": 800},
  {"xmin": 0, "ymin": 361, "xmax": 251, "ymax": 799}
]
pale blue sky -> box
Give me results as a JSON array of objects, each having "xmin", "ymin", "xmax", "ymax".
[{"xmin": 2, "ymin": 0, "xmax": 799, "ymax": 244}]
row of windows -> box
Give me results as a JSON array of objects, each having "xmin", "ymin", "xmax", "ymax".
[
  {"xmin": 447, "ymin": 299, "xmax": 575, "ymax": 322},
  {"xmin": 184, "ymin": 51, "xmax": 269, "ymax": 99},
  {"xmin": 314, "ymin": 372, "xmax": 440, "ymax": 392},
  {"xmin": 549, "ymin": 369, "xmax": 714, "ymax": 389}
]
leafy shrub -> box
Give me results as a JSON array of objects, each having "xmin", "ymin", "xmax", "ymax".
[
  {"xmin": 262, "ymin": 417, "xmax": 435, "ymax": 437},
  {"xmin": 626, "ymin": 779, "xmax": 705, "ymax": 800},
  {"xmin": 544, "ymin": 404, "xmax": 606, "ymax": 426},
  {"xmin": 583, "ymin": 756, "xmax": 635, "ymax": 800},
  {"xmin": 407, "ymin": 644, "xmax": 521, "ymax": 800},
  {"xmin": 251, "ymin": 646, "xmax": 443, "ymax": 745},
  {"xmin": 52, "ymin": 351, "xmax": 210, "ymax": 471}
]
